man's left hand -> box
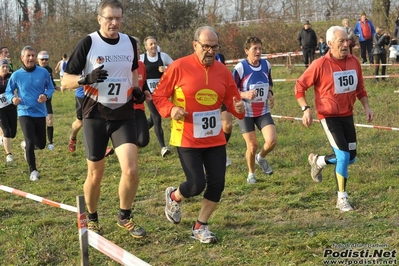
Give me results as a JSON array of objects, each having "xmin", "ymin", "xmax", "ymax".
[
  {"xmin": 38, "ymin": 94, "xmax": 47, "ymax": 103},
  {"xmin": 233, "ymin": 97, "xmax": 245, "ymax": 114}
]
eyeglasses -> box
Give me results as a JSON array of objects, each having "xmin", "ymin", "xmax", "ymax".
[
  {"xmin": 39, "ymin": 59, "xmax": 48, "ymax": 61},
  {"xmin": 195, "ymin": 40, "xmax": 221, "ymax": 51},
  {"xmin": 100, "ymin": 15, "xmax": 123, "ymax": 23}
]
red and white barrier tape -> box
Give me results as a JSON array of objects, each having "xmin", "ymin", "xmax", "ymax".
[
  {"xmin": 87, "ymin": 230, "xmax": 151, "ymax": 266},
  {"xmin": 272, "ymin": 115, "xmax": 399, "ymax": 131},
  {"xmin": 273, "ymin": 74, "xmax": 399, "ymax": 82},
  {"xmin": 1, "ymin": 184, "xmax": 151, "ymax": 265},
  {"xmin": 0, "ymin": 184, "xmax": 77, "ymax": 212}
]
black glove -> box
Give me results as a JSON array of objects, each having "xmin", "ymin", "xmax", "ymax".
[
  {"xmin": 78, "ymin": 65, "xmax": 108, "ymax": 85},
  {"xmin": 133, "ymin": 86, "xmax": 146, "ymax": 104}
]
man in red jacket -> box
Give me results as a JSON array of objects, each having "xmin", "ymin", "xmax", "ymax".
[
  {"xmin": 295, "ymin": 26, "xmax": 374, "ymax": 212},
  {"xmin": 152, "ymin": 26, "xmax": 245, "ymax": 244}
]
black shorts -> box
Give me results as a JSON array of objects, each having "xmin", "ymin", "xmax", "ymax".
[
  {"xmin": 82, "ymin": 117, "xmax": 138, "ymax": 161},
  {"xmin": 46, "ymin": 98, "xmax": 53, "ymax": 114},
  {"xmin": 75, "ymin": 97, "xmax": 83, "ymax": 120},
  {"xmin": 237, "ymin": 112, "xmax": 274, "ymax": 133}
]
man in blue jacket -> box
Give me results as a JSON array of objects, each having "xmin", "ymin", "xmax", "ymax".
[
  {"xmin": 354, "ymin": 11, "xmax": 376, "ymax": 64},
  {"xmin": 5, "ymin": 45, "xmax": 54, "ymax": 181}
]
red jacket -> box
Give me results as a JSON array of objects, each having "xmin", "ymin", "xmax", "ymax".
[
  {"xmin": 295, "ymin": 52, "xmax": 368, "ymax": 119},
  {"xmin": 153, "ymin": 53, "xmax": 245, "ymax": 148}
]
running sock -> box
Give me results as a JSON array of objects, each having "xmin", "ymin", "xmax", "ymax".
[
  {"xmin": 71, "ymin": 136, "xmax": 77, "ymax": 141},
  {"xmin": 224, "ymin": 132, "xmax": 231, "ymax": 142},
  {"xmin": 194, "ymin": 220, "xmax": 207, "ymax": 230},
  {"xmin": 317, "ymin": 155, "xmax": 327, "ymax": 167},
  {"xmin": 119, "ymin": 209, "xmax": 132, "ymax": 220},
  {"xmin": 88, "ymin": 212, "xmax": 98, "ymax": 222},
  {"xmin": 47, "ymin": 126, "xmax": 54, "ymax": 144},
  {"xmin": 171, "ymin": 191, "xmax": 181, "ymax": 202},
  {"xmin": 337, "ymin": 191, "xmax": 348, "ymax": 199}
]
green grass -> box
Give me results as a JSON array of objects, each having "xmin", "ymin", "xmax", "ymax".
[{"xmin": 1, "ymin": 65, "xmax": 399, "ymax": 265}]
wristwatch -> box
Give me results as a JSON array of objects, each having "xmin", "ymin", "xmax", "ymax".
[
  {"xmin": 77, "ymin": 75, "xmax": 87, "ymax": 85},
  {"xmin": 301, "ymin": 105, "xmax": 310, "ymax": 112}
]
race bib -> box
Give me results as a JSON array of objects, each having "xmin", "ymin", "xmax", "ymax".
[
  {"xmin": 97, "ymin": 78, "xmax": 128, "ymax": 104},
  {"xmin": 146, "ymin": 78, "xmax": 160, "ymax": 93},
  {"xmin": 0, "ymin": 93, "xmax": 11, "ymax": 108},
  {"xmin": 249, "ymin": 83, "xmax": 269, "ymax": 102},
  {"xmin": 333, "ymin": 70, "xmax": 358, "ymax": 94},
  {"xmin": 193, "ymin": 109, "xmax": 222, "ymax": 138}
]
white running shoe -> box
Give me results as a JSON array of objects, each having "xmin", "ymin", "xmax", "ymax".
[
  {"xmin": 247, "ymin": 173, "xmax": 257, "ymax": 184},
  {"xmin": 308, "ymin": 153, "xmax": 323, "ymax": 182},
  {"xmin": 47, "ymin": 143, "xmax": 54, "ymax": 150},
  {"xmin": 255, "ymin": 154, "xmax": 273, "ymax": 175},
  {"xmin": 161, "ymin": 147, "xmax": 171, "ymax": 157},
  {"xmin": 164, "ymin": 187, "xmax": 181, "ymax": 224},
  {"xmin": 336, "ymin": 197, "xmax": 354, "ymax": 212},
  {"xmin": 6, "ymin": 154, "xmax": 13, "ymax": 163},
  {"xmin": 30, "ymin": 170, "xmax": 39, "ymax": 181},
  {"xmin": 226, "ymin": 156, "xmax": 232, "ymax": 167},
  {"xmin": 191, "ymin": 224, "xmax": 217, "ymax": 244}
]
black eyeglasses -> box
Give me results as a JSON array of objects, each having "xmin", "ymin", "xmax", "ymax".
[
  {"xmin": 195, "ymin": 40, "xmax": 221, "ymax": 51},
  {"xmin": 100, "ymin": 15, "xmax": 123, "ymax": 23},
  {"xmin": 39, "ymin": 59, "xmax": 49, "ymax": 61}
]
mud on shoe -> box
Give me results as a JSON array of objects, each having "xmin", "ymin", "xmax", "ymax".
[{"xmin": 87, "ymin": 220, "xmax": 102, "ymax": 235}]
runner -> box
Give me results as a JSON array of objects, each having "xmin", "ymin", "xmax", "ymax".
[
  {"xmin": 140, "ymin": 36, "xmax": 173, "ymax": 157},
  {"xmin": 233, "ymin": 36, "xmax": 277, "ymax": 184},
  {"xmin": 61, "ymin": 0, "xmax": 149, "ymax": 237},
  {"xmin": 153, "ymin": 26, "xmax": 245, "ymax": 243},
  {"xmin": 0, "ymin": 59, "xmax": 16, "ymax": 163}
]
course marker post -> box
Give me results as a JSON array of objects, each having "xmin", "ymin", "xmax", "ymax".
[{"xmin": 77, "ymin": 195, "xmax": 89, "ymax": 266}]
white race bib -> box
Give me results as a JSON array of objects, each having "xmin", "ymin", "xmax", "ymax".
[
  {"xmin": 146, "ymin": 78, "xmax": 160, "ymax": 93},
  {"xmin": 333, "ymin": 70, "xmax": 358, "ymax": 94},
  {"xmin": 97, "ymin": 78, "xmax": 128, "ymax": 104},
  {"xmin": 193, "ymin": 109, "xmax": 222, "ymax": 138},
  {"xmin": 249, "ymin": 83, "xmax": 269, "ymax": 102},
  {"xmin": 0, "ymin": 93, "xmax": 11, "ymax": 108}
]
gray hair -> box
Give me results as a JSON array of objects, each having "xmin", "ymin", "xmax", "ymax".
[
  {"xmin": 20, "ymin": 45, "xmax": 35, "ymax": 56},
  {"xmin": 193, "ymin": 26, "xmax": 219, "ymax": 41},
  {"xmin": 98, "ymin": 0, "xmax": 123, "ymax": 15},
  {"xmin": 326, "ymin": 26, "xmax": 346, "ymax": 43}
]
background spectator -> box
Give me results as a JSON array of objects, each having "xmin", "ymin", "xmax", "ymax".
[
  {"xmin": 354, "ymin": 11, "xmax": 376, "ymax": 64},
  {"xmin": 342, "ymin": 18, "xmax": 356, "ymax": 54},
  {"xmin": 297, "ymin": 20, "xmax": 318, "ymax": 67}
]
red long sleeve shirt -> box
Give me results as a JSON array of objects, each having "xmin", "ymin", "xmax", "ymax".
[
  {"xmin": 295, "ymin": 52, "xmax": 368, "ymax": 119},
  {"xmin": 152, "ymin": 53, "xmax": 245, "ymax": 148}
]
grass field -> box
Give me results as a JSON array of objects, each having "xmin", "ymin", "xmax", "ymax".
[{"xmin": 0, "ymin": 64, "xmax": 398, "ymax": 265}]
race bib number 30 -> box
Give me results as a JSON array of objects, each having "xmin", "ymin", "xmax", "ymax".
[
  {"xmin": 333, "ymin": 70, "xmax": 358, "ymax": 94},
  {"xmin": 193, "ymin": 109, "xmax": 222, "ymax": 138},
  {"xmin": 97, "ymin": 78, "xmax": 128, "ymax": 104},
  {"xmin": 0, "ymin": 93, "xmax": 11, "ymax": 108}
]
